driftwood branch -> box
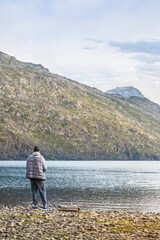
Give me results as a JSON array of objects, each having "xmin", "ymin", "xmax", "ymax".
[{"xmin": 58, "ymin": 205, "xmax": 80, "ymax": 212}]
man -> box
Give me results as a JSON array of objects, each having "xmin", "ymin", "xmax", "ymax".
[{"xmin": 26, "ymin": 146, "xmax": 52, "ymax": 210}]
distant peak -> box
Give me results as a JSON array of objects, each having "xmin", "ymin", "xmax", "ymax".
[{"xmin": 106, "ymin": 86, "xmax": 144, "ymax": 98}]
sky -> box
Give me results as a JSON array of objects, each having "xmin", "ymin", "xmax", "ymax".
[{"xmin": 0, "ymin": 0, "xmax": 160, "ymax": 104}]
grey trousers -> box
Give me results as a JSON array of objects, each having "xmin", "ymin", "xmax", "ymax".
[{"xmin": 30, "ymin": 179, "xmax": 47, "ymax": 207}]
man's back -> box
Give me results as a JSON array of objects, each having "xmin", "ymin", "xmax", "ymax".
[{"xmin": 26, "ymin": 152, "xmax": 46, "ymax": 180}]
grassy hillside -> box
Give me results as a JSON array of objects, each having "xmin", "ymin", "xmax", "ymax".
[
  {"xmin": 1, "ymin": 51, "xmax": 160, "ymax": 160},
  {"xmin": 127, "ymin": 96, "xmax": 160, "ymax": 120}
]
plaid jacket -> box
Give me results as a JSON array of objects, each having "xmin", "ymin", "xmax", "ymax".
[{"xmin": 26, "ymin": 152, "xmax": 47, "ymax": 180}]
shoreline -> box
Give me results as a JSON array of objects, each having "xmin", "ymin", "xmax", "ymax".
[
  {"xmin": 0, "ymin": 205, "xmax": 160, "ymax": 239},
  {"xmin": 1, "ymin": 159, "xmax": 160, "ymax": 161}
]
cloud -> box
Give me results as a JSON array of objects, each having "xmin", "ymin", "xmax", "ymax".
[
  {"xmin": 83, "ymin": 46, "xmax": 99, "ymax": 50},
  {"xmin": 133, "ymin": 54, "xmax": 160, "ymax": 63},
  {"xmin": 86, "ymin": 38, "xmax": 104, "ymax": 44},
  {"xmin": 83, "ymin": 38, "xmax": 104, "ymax": 51},
  {"xmin": 109, "ymin": 40, "xmax": 160, "ymax": 55},
  {"xmin": 132, "ymin": 54, "xmax": 160, "ymax": 64},
  {"xmin": 138, "ymin": 62, "xmax": 160, "ymax": 76}
]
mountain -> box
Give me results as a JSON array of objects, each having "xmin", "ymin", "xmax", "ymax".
[
  {"xmin": 106, "ymin": 86, "xmax": 144, "ymax": 98},
  {"xmin": 126, "ymin": 96, "xmax": 160, "ymax": 121},
  {"xmin": 1, "ymin": 51, "xmax": 160, "ymax": 160}
]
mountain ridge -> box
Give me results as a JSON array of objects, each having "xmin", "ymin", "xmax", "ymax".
[{"xmin": 1, "ymin": 51, "xmax": 160, "ymax": 160}]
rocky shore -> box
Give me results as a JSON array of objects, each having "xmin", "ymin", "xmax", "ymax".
[{"xmin": 0, "ymin": 205, "xmax": 160, "ymax": 240}]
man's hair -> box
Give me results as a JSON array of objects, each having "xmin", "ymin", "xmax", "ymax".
[{"xmin": 34, "ymin": 146, "xmax": 40, "ymax": 152}]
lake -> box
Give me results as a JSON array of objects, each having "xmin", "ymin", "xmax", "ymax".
[{"xmin": 0, "ymin": 161, "xmax": 160, "ymax": 212}]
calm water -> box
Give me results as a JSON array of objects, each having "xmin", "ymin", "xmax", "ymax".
[{"xmin": 0, "ymin": 161, "xmax": 160, "ymax": 212}]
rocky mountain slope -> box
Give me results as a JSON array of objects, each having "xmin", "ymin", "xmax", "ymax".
[
  {"xmin": 1, "ymin": 51, "xmax": 160, "ymax": 160},
  {"xmin": 106, "ymin": 86, "xmax": 144, "ymax": 98}
]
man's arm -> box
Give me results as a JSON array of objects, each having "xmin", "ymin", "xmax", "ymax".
[{"xmin": 42, "ymin": 156, "xmax": 47, "ymax": 172}]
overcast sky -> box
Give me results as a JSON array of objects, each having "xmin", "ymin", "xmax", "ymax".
[{"xmin": 1, "ymin": 0, "xmax": 160, "ymax": 103}]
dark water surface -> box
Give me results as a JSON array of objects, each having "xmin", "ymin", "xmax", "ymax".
[{"xmin": 0, "ymin": 161, "xmax": 160, "ymax": 212}]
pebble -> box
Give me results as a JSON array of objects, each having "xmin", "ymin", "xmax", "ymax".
[{"xmin": 0, "ymin": 205, "xmax": 160, "ymax": 239}]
